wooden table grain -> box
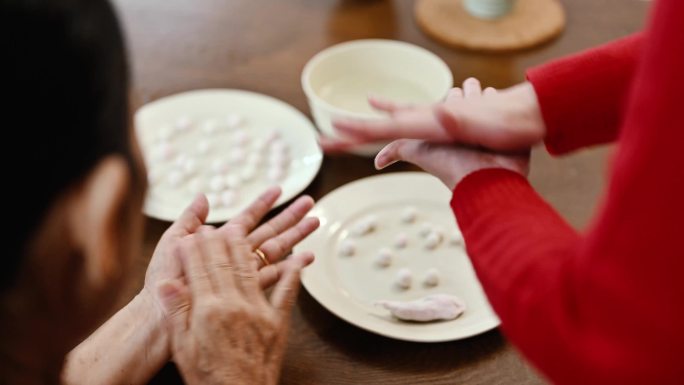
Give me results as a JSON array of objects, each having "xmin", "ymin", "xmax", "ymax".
[{"xmin": 110, "ymin": 0, "xmax": 649, "ymax": 383}]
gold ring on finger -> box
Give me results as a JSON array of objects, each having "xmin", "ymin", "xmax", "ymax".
[{"xmin": 254, "ymin": 248, "xmax": 270, "ymax": 266}]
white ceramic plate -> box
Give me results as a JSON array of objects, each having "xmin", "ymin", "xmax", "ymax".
[
  {"xmin": 297, "ymin": 172, "xmax": 499, "ymax": 342},
  {"xmin": 136, "ymin": 89, "xmax": 323, "ymax": 223}
]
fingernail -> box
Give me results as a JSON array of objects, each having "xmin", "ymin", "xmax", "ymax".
[
  {"xmin": 332, "ymin": 121, "xmax": 351, "ymax": 132},
  {"xmin": 375, "ymin": 154, "xmax": 397, "ymax": 170}
]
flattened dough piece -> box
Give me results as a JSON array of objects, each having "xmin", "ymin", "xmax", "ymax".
[{"xmin": 375, "ymin": 294, "xmax": 466, "ymax": 322}]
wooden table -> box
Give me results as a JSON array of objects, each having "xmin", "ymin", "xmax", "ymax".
[{"xmin": 111, "ymin": 0, "xmax": 648, "ymax": 383}]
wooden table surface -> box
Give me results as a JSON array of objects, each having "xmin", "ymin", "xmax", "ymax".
[{"xmin": 111, "ymin": 0, "xmax": 649, "ymax": 383}]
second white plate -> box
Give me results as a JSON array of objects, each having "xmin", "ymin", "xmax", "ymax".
[
  {"xmin": 135, "ymin": 89, "xmax": 323, "ymax": 223},
  {"xmin": 296, "ymin": 172, "xmax": 499, "ymax": 342}
]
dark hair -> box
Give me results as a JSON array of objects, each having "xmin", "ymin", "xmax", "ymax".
[{"xmin": 1, "ymin": 0, "xmax": 131, "ymax": 290}]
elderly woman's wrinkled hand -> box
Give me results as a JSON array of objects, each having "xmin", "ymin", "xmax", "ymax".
[{"xmin": 158, "ymin": 226, "xmax": 305, "ymax": 385}]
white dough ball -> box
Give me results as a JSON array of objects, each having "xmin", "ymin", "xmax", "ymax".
[
  {"xmin": 450, "ymin": 230, "xmax": 464, "ymax": 246},
  {"xmin": 220, "ymin": 190, "xmax": 237, "ymax": 207},
  {"xmin": 188, "ymin": 178, "xmax": 206, "ymax": 194},
  {"xmin": 266, "ymin": 130, "xmax": 281, "ymax": 143},
  {"xmin": 267, "ymin": 167, "xmax": 285, "ymax": 182},
  {"xmin": 394, "ymin": 233, "xmax": 409, "ymax": 249},
  {"xmin": 401, "ymin": 207, "xmax": 418, "ymax": 224},
  {"xmin": 425, "ymin": 231, "xmax": 443, "ymax": 250},
  {"xmin": 206, "ymin": 192, "xmax": 220, "ymax": 207},
  {"xmin": 156, "ymin": 125, "xmax": 174, "ymax": 142},
  {"xmin": 268, "ymin": 155, "xmax": 289, "ymax": 170},
  {"xmin": 174, "ymin": 153, "xmax": 189, "ymax": 168},
  {"xmin": 419, "ymin": 223, "xmax": 434, "ymax": 237},
  {"xmin": 167, "ymin": 170, "xmax": 185, "ymax": 187},
  {"xmin": 240, "ymin": 166, "xmax": 257, "ymax": 182},
  {"xmin": 269, "ymin": 146, "xmax": 290, "ymax": 160},
  {"xmin": 365, "ymin": 215, "xmax": 378, "ymax": 230},
  {"xmin": 209, "ymin": 175, "xmax": 225, "ymax": 192},
  {"xmin": 201, "ymin": 119, "xmax": 218, "ymax": 134},
  {"xmin": 224, "ymin": 175, "xmax": 241, "ymax": 189},
  {"xmin": 230, "ymin": 149, "xmax": 246, "ymax": 164},
  {"xmin": 211, "ymin": 158, "xmax": 230, "ymax": 174},
  {"xmin": 225, "ymin": 113, "xmax": 243, "ymax": 129},
  {"xmin": 182, "ymin": 158, "xmax": 197, "ymax": 175},
  {"xmin": 270, "ymin": 140, "xmax": 288, "ymax": 154},
  {"xmin": 353, "ymin": 222, "xmax": 370, "ymax": 237},
  {"xmin": 423, "ymin": 268, "xmax": 440, "ymax": 287},
  {"xmin": 147, "ymin": 168, "xmax": 162, "ymax": 185},
  {"xmin": 175, "ymin": 116, "xmax": 193, "ymax": 132},
  {"xmin": 374, "ymin": 248, "xmax": 393, "ymax": 268},
  {"xmin": 196, "ymin": 139, "xmax": 212, "ymax": 155},
  {"xmin": 152, "ymin": 142, "xmax": 175, "ymax": 162},
  {"xmin": 339, "ymin": 239, "xmax": 356, "ymax": 257},
  {"xmin": 354, "ymin": 216, "xmax": 378, "ymax": 236},
  {"xmin": 252, "ymin": 138, "xmax": 268, "ymax": 152},
  {"xmin": 246, "ymin": 153, "xmax": 263, "ymax": 168},
  {"xmin": 395, "ymin": 268, "xmax": 413, "ymax": 289},
  {"xmin": 232, "ymin": 130, "xmax": 250, "ymax": 146}
]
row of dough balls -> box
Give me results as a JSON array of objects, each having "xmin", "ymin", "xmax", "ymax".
[
  {"xmin": 340, "ymin": 221, "xmax": 464, "ymax": 258},
  {"xmin": 348, "ymin": 208, "xmax": 462, "ymax": 248},
  {"xmin": 144, "ymin": 115, "xmax": 291, "ymax": 208},
  {"xmin": 394, "ymin": 267, "xmax": 440, "ymax": 289},
  {"xmin": 339, "ymin": 209, "xmax": 464, "ymax": 290},
  {"xmin": 148, "ymin": 113, "xmax": 245, "ymax": 145}
]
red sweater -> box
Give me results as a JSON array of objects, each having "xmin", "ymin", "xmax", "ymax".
[{"xmin": 450, "ymin": 1, "xmax": 684, "ymax": 384}]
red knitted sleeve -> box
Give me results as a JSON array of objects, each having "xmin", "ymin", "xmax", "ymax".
[
  {"xmin": 527, "ymin": 34, "xmax": 643, "ymax": 155},
  {"xmin": 450, "ymin": 2, "xmax": 684, "ymax": 383}
]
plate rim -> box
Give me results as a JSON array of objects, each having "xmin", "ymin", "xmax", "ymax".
[
  {"xmin": 298, "ymin": 171, "xmax": 500, "ymax": 343},
  {"xmin": 136, "ymin": 88, "xmax": 323, "ymax": 223}
]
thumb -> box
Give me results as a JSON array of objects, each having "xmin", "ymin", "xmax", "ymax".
[
  {"xmin": 434, "ymin": 104, "xmax": 477, "ymax": 145},
  {"xmin": 374, "ymin": 139, "xmax": 423, "ymax": 170},
  {"xmin": 168, "ymin": 194, "xmax": 210, "ymax": 236},
  {"xmin": 157, "ymin": 279, "xmax": 191, "ymax": 338}
]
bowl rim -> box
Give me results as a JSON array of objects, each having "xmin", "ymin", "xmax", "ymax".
[{"xmin": 301, "ymin": 39, "xmax": 454, "ymax": 120}]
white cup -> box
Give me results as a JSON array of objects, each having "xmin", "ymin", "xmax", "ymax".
[
  {"xmin": 302, "ymin": 39, "xmax": 453, "ymax": 156},
  {"xmin": 464, "ymin": 0, "xmax": 515, "ymax": 19}
]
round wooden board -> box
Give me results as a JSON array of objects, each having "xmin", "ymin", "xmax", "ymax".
[{"xmin": 415, "ymin": 0, "xmax": 566, "ymax": 52}]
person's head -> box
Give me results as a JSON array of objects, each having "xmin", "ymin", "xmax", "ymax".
[{"xmin": 1, "ymin": 0, "xmax": 146, "ymax": 352}]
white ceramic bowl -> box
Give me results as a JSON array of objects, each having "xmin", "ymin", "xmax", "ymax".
[{"xmin": 302, "ymin": 39, "xmax": 453, "ymax": 156}]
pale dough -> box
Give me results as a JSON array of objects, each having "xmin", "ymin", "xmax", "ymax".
[
  {"xmin": 374, "ymin": 248, "xmax": 393, "ymax": 268},
  {"xmin": 423, "ymin": 268, "xmax": 440, "ymax": 287},
  {"xmin": 425, "ymin": 231, "xmax": 443, "ymax": 250},
  {"xmin": 395, "ymin": 268, "xmax": 413, "ymax": 289},
  {"xmin": 394, "ymin": 232, "xmax": 409, "ymax": 249},
  {"xmin": 375, "ymin": 294, "xmax": 466, "ymax": 322},
  {"xmin": 340, "ymin": 239, "xmax": 356, "ymax": 256},
  {"xmin": 401, "ymin": 207, "xmax": 418, "ymax": 224}
]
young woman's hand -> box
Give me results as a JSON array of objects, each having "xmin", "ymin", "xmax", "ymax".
[
  {"xmin": 369, "ymin": 80, "xmax": 531, "ymax": 190},
  {"xmin": 158, "ymin": 229, "xmax": 304, "ymax": 385},
  {"xmin": 374, "ymin": 140, "xmax": 529, "ymax": 190},
  {"xmin": 323, "ymin": 79, "xmax": 545, "ymax": 152}
]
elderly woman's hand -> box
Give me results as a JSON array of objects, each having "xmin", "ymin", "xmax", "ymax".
[
  {"xmin": 323, "ymin": 78, "xmax": 545, "ymax": 152},
  {"xmin": 143, "ymin": 187, "xmax": 319, "ymax": 323},
  {"xmin": 63, "ymin": 188, "xmax": 318, "ymax": 385},
  {"xmin": 158, "ymin": 228, "xmax": 304, "ymax": 385}
]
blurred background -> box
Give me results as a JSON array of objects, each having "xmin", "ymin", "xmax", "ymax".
[{"xmin": 111, "ymin": 1, "xmax": 649, "ymax": 383}]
